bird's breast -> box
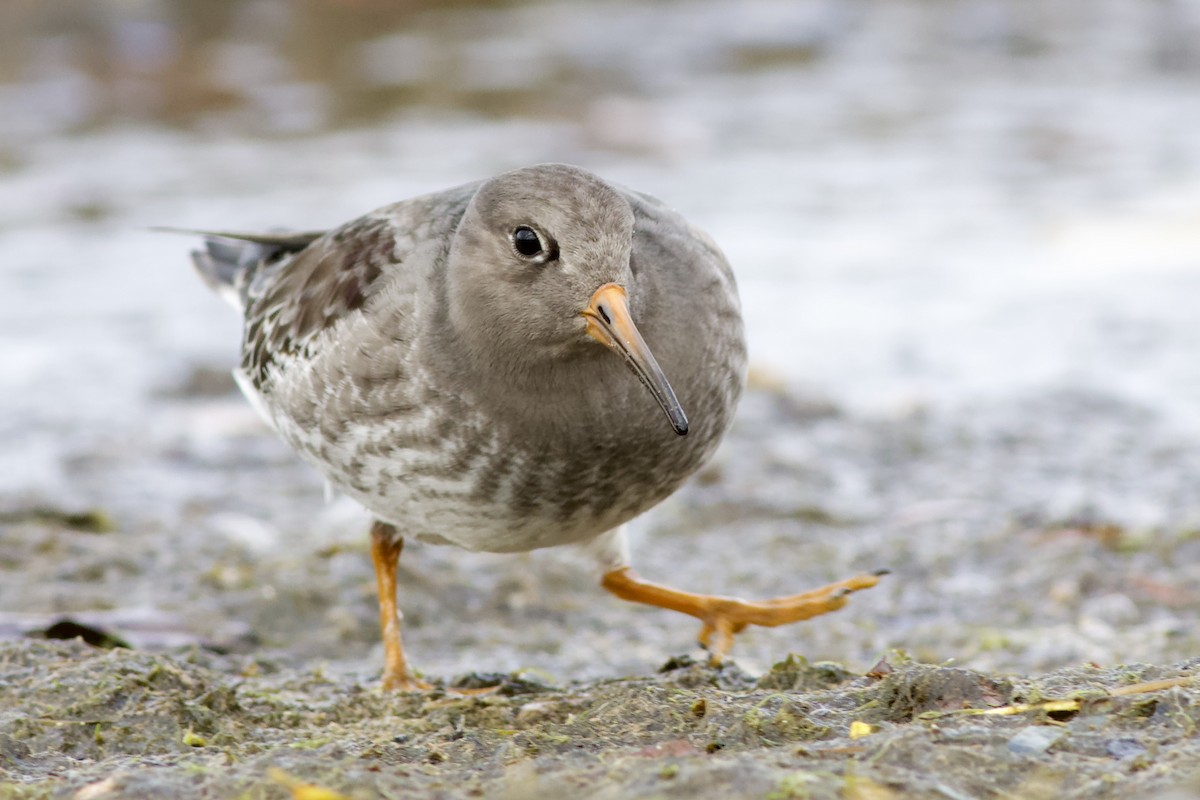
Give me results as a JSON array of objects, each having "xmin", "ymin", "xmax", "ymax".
[{"xmin": 258, "ymin": 289, "xmax": 739, "ymax": 553}]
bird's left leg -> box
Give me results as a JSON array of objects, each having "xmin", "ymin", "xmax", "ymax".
[
  {"xmin": 370, "ymin": 520, "xmax": 431, "ymax": 691},
  {"xmin": 586, "ymin": 525, "xmax": 886, "ymax": 663},
  {"xmin": 370, "ymin": 521, "xmax": 500, "ymax": 695}
]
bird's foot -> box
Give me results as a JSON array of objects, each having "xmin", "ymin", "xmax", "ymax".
[
  {"xmin": 381, "ymin": 669, "xmax": 433, "ymax": 693},
  {"xmin": 602, "ymin": 567, "xmax": 888, "ymax": 664},
  {"xmin": 696, "ymin": 570, "xmax": 888, "ymax": 663}
]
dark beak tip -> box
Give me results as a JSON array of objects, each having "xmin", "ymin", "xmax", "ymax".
[{"xmin": 673, "ymin": 417, "xmax": 689, "ymax": 436}]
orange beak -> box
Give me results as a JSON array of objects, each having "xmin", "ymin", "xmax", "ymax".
[{"xmin": 582, "ymin": 283, "xmax": 688, "ymax": 436}]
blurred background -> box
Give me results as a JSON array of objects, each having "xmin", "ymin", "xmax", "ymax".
[{"xmin": 3, "ymin": 0, "xmax": 1200, "ymax": 680}]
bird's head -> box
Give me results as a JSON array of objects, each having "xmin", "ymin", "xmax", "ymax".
[{"xmin": 444, "ymin": 163, "xmax": 688, "ymax": 436}]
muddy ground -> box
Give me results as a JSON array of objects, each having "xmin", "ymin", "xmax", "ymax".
[
  {"xmin": 5, "ymin": 378, "xmax": 1200, "ymax": 799},
  {"xmin": 4, "ymin": 638, "xmax": 1200, "ymax": 800}
]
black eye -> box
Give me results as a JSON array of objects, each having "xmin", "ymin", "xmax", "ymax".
[{"xmin": 512, "ymin": 226, "xmax": 544, "ymax": 258}]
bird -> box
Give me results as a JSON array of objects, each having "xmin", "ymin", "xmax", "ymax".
[{"xmin": 185, "ymin": 163, "xmax": 884, "ymax": 690}]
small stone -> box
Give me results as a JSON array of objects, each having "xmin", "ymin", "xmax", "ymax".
[
  {"xmin": 515, "ymin": 700, "xmax": 557, "ymax": 725},
  {"xmin": 1105, "ymin": 738, "xmax": 1146, "ymax": 760},
  {"xmin": 1006, "ymin": 725, "xmax": 1065, "ymax": 756}
]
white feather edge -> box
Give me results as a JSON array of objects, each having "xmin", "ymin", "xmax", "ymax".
[{"xmin": 232, "ymin": 368, "xmax": 277, "ymax": 432}]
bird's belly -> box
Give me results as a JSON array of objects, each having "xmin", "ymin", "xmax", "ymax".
[
  {"xmin": 380, "ymin": 491, "xmax": 603, "ymax": 553},
  {"xmin": 271, "ymin": 414, "xmax": 621, "ymax": 553},
  {"xmin": 262, "ymin": 355, "xmax": 725, "ymax": 554},
  {"xmin": 342, "ymin": 463, "xmax": 607, "ymax": 553},
  {"xmin": 336, "ymin": 442, "xmax": 698, "ymax": 554},
  {"xmin": 347, "ymin": 466, "xmax": 548, "ymax": 552}
]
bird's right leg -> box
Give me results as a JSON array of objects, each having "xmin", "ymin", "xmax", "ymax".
[
  {"xmin": 587, "ymin": 525, "xmax": 884, "ymax": 664},
  {"xmin": 370, "ymin": 520, "xmax": 430, "ymax": 691}
]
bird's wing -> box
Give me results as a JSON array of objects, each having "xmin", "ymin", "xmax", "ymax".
[{"xmin": 238, "ymin": 182, "xmax": 481, "ymax": 390}]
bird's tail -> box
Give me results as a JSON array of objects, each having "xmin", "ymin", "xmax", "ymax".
[{"xmin": 157, "ymin": 227, "xmax": 324, "ymax": 312}]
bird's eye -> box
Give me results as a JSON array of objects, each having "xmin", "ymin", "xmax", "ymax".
[{"xmin": 512, "ymin": 226, "xmax": 544, "ymax": 258}]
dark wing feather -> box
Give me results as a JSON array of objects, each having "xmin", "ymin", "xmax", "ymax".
[{"xmin": 241, "ymin": 215, "xmax": 399, "ymax": 388}]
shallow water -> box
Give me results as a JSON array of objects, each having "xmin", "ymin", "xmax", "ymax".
[{"xmin": 2, "ymin": 0, "xmax": 1200, "ymax": 685}]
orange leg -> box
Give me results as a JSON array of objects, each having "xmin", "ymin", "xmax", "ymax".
[
  {"xmin": 370, "ymin": 521, "xmax": 430, "ymax": 692},
  {"xmin": 601, "ymin": 567, "xmax": 887, "ymax": 663},
  {"xmin": 369, "ymin": 523, "xmax": 502, "ymax": 695}
]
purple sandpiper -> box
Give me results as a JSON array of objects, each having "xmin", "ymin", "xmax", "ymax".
[{"xmin": 187, "ymin": 163, "xmax": 884, "ymax": 690}]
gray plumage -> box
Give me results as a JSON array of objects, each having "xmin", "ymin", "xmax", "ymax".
[{"xmin": 192, "ymin": 164, "xmax": 746, "ymax": 555}]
